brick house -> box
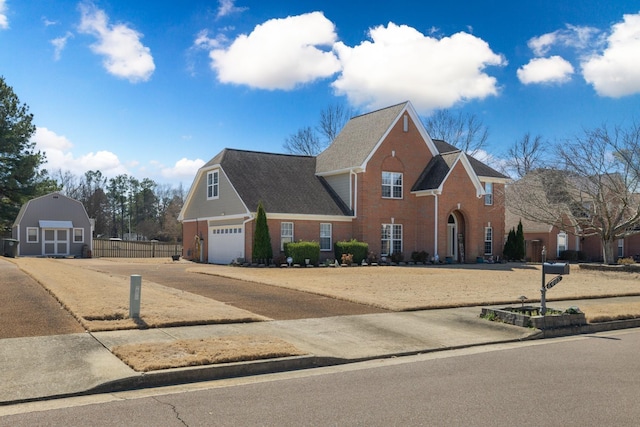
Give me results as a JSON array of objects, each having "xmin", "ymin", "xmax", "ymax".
[
  {"xmin": 179, "ymin": 101, "xmax": 509, "ymax": 264},
  {"xmin": 506, "ymin": 170, "xmax": 640, "ymax": 262}
]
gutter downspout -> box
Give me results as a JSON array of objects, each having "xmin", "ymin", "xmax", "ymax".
[
  {"xmin": 434, "ymin": 194, "xmax": 439, "ymax": 260},
  {"xmin": 350, "ymin": 170, "xmax": 358, "ymax": 217}
]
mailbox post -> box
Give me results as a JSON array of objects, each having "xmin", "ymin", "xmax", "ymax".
[{"xmin": 540, "ymin": 246, "xmax": 570, "ymax": 315}]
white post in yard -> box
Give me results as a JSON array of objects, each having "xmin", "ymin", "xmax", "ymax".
[{"xmin": 130, "ymin": 275, "xmax": 142, "ymax": 319}]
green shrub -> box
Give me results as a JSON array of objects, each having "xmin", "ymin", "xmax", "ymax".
[
  {"xmin": 411, "ymin": 250, "xmax": 429, "ymax": 263},
  {"xmin": 558, "ymin": 250, "xmax": 588, "ymax": 262},
  {"xmin": 390, "ymin": 252, "xmax": 404, "ymax": 263},
  {"xmin": 334, "ymin": 239, "xmax": 369, "ymax": 264},
  {"xmin": 284, "ymin": 241, "xmax": 320, "ymax": 265}
]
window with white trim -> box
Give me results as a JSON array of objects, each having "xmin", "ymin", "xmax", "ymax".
[
  {"xmin": 73, "ymin": 228, "xmax": 84, "ymax": 243},
  {"xmin": 484, "ymin": 182, "xmax": 493, "ymax": 206},
  {"xmin": 27, "ymin": 227, "xmax": 38, "ymax": 243},
  {"xmin": 484, "ymin": 227, "xmax": 493, "ymax": 255},
  {"xmin": 320, "ymin": 223, "xmax": 332, "ymax": 251},
  {"xmin": 381, "ymin": 224, "xmax": 402, "ymax": 256},
  {"xmin": 281, "ymin": 222, "xmax": 294, "ymax": 251},
  {"xmin": 557, "ymin": 232, "xmax": 567, "ymax": 257},
  {"xmin": 207, "ymin": 170, "xmax": 219, "ymax": 200},
  {"xmin": 382, "ymin": 172, "xmax": 403, "ymax": 199}
]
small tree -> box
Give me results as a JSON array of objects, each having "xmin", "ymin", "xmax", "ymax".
[
  {"xmin": 503, "ymin": 228, "xmax": 516, "ymax": 260},
  {"xmin": 252, "ymin": 201, "xmax": 272, "ymax": 263},
  {"xmin": 515, "ymin": 220, "xmax": 525, "ymax": 260}
]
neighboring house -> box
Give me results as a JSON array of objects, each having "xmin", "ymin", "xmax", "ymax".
[
  {"xmin": 12, "ymin": 192, "xmax": 93, "ymax": 257},
  {"xmin": 505, "ymin": 170, "xmax": 640, "ymax": 262},
  {"xmin": 179, "ymin": 101, "xmax": 509, "ymax": 264}
]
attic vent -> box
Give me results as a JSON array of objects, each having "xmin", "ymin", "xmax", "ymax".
[
  {"xmin": 53, "ymin": 195, "xmax": 59, "ymax": 199},
  {"xmin": 403, "ymin": 115, "xmax": 408, "ymax": 132}
]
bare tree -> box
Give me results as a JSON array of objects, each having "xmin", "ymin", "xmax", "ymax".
[
  {"xmin": 317, "ymin": 102, "xmax": 353, "ymax": 143},
  {"xmin": 283, "ymin": 126, "xmax": 321, "ymax": 156},
  {"xmin": 283, "ymin": 102, "xmax": 353, "ymax": 156},
  {"xmin": 508, "ymin": 122, "xmax": 640, "ymax": 263},
  {"xmin": 423, "ymin": 109, "xmax": 489, "ymax": 157},
  {"xmin": 504, "ymin": 132, "xmax": 548, "ymax": 178}
]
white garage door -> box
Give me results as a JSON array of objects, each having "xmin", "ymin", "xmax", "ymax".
[{"xmin": 208, "ymin": 225, "xmax": 244, "ymax": 264}]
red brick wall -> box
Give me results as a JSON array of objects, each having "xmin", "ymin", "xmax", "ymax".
[
  {"xmin": 182, "ymin": 219, "xmax": 208, "ymax": 262},
  {"xmin": 353, "ymin": 113, "xmax": 434, "ymax": 258}
]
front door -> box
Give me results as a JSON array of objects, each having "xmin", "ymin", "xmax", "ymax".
[
  {"xmin": 447, "ymin": 214, "xmax": 457, "ymax": 259},
  {"xmin": 43, "ymin": 229, "xmax": 69, "ymax": 256}
]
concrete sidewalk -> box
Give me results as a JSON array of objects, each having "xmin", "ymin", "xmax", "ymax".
[{"xmin": 0, "ymin": 306, "xmax": 536, "ymax": 405}]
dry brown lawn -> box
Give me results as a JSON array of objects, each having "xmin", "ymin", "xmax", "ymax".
[
  {"xmin": 112, "ymin": 335, "xmax": 306, "ymax": 372},
  {"xmin": 11, "ymin": 257, "xmax": 640, "ymax": 371},
  {"xmin": 12, "ymin": 257, "xmax": 268, "ymax": 332},
  {"xmin": 189, "ymin": 263, "xmax": 640, "ymax": 317}
]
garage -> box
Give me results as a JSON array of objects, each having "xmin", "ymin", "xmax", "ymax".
[{"xmin": 208, "ymin": 225, "xmax": 245, "ymax": 264}]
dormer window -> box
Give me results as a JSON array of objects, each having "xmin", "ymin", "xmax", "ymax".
[{"xmin": 207, "ymin": 170, "xmax": 219, "ymax": 200}]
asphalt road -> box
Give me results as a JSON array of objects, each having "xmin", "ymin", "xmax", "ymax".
[
  {"xmin": 3, "ymin": 329, "xmax": 639, "ymax": 425},
  {"xmin": 82, "ymin": 261, "xmax": 389, "ymax": 320}
]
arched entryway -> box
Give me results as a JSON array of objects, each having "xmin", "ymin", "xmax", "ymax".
[{"xmin": 446, "ymin": 211, "xmax": 466, "ymax": 263}]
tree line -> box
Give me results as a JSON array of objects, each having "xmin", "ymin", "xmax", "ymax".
[{"xmin": 53, "ymin": 169, "xmax": 185, "ymax": 241}]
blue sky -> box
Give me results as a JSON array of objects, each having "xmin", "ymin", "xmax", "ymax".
[{"xmin": 1, "ymin": 0, "xmax": 639, "ymax": 187}]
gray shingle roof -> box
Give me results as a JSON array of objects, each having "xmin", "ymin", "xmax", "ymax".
[
  {"xmin": 214, "ymin": 149, "xmax": 351, "ymax": 216},
  {"xmin": 411, "ymin": 152, "xmax": 460, "ymax": 191},
  {"xmin": 316, "ymin": 102, "xmax": 408, "ymax": 174},
  {"xmin": 433, "ymin": 139, "xmax": 508, "ymax": 179}
]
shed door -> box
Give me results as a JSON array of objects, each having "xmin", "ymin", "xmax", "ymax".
[
  {"xmin": 43, "ymin": 229, "xmax": 69, "ymax": 256},
  {"xmin": 208, "ymin": 225, "xmax": 244, "ymax": 264}
]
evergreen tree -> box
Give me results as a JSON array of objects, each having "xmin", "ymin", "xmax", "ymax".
[
  {"xmin": 252, "ymin": 201, "xmax": 272, "ymax": 263},
  {"xmin": 515, "ymin": 220, "xmax": 526, "ymax": 260},
  {"xmin": 0, "ymin": 76, "xmax": 45, "ymax": 231},
  {"xmin": 503, "ymin": 228, "xmax": 516, "ymax": 260}
]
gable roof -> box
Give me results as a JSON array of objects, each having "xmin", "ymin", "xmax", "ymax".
[
  {"xmin": 12, "ymin": 192, "xmax": 89, "ymax": 226},
  {"xmin": 195, "ymin": 149, "xmax": 351, "ymax": 217},
  {"xmin": 315, "ymin": 101, "xmax": 438, "ymax": 175},
  {"xmin": 433, "ymin": 139, "xmax": 509, "ymax": 180}
]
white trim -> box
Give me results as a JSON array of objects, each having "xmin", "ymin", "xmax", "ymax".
[
  {"xmin": 316, "ymin": 166, "xmax": 364, "ymax": 177},
  {"xmin": 26, "ymin": 227, "xmax": 39, "ymax": 243},
  {"xmin": 280, "ymin": 222, "xmax": 294, "ymax": 251},
  {"xmin": 434, "ymin": 195, "xmax": 439, "ymax": 258},
  {"xmin": 320, "ymin": 223, "xmax": 332, "ymax": 251},
  {"xmin": 265, "ymin": 213, "xmax": 353, "ymax": 222},
  {"xmin": 73, "ymin": 227, "xmax": 84, "ymax": 243},
  {"xmin": 206, "ymin": 170, "xmax": 220, "ymax": 200},
  {"xmin": 478, "ymin": 176, "xmax": 510, "ymax": 184},
  {"xmin": 484, "ymin": 226, "xmax": 493, "ymax": 255}
]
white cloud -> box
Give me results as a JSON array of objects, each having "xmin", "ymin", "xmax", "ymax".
[
  {"xmin": 51, "ymin": 32, "xmax": 73, "ymax": 60},
  {"xmin": 332, "ymin": 23, "xmax": 506, "ymax": 112},
  {"xmin": 209, "ymin": 11, "xmax": 341, "ymax": 90},
  {"xmin": 528, "ymin": 25, "xmax": 601, "ymax": 57},
  {"xmin": 161, "ymin": 158, "xmax": 205, "ymax": 180},
  {"xmin": 216, "ymin": 0, "xmax": 247, "ymax": 19},
  {"xmin": 0, "ymin": 0, "xmax": 8, "ymax": 30},
  {"xmin": 582, "ymin": 12, "xmax": 640, "ymax": 97},
  {"xmin": 78, "ymin": 3, "xmax": 155, "ymax": 83},
  {"xmin": 32, "ymin": 127, "xmax": 128, "ymax": 176},
  {"xmin": 517, "ymin": 55, "xmax": 574, "ymax": 85}
]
